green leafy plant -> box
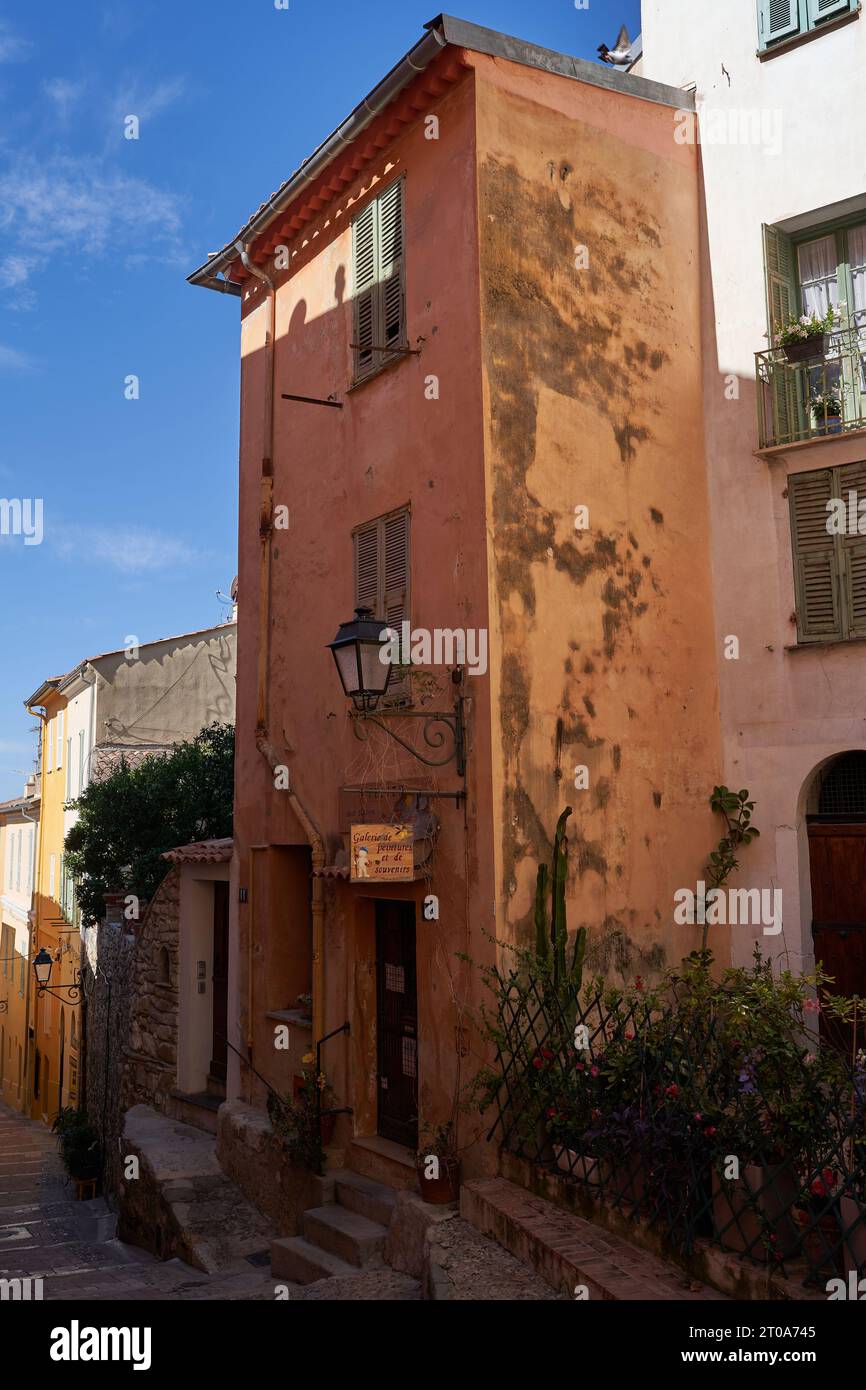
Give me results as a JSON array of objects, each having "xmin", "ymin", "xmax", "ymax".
[
  {"xmin": 267, "ymin": 1067, "xmax": 335, "ymax": 1171},
  {"xmin": 416, "ymin": 1120, "xmax": 458, "ymax": 1165},
  {"xmin": 52, "ymin": 1107, "xmax": 102, "ymax": 1182},
  {"xmin": 64, "ymin": 722, "xmax": 234, "ymax": 924},
  {"xmin": 701, "ymin": 786, "xmax": 761, "ymax": 951},
  {"xmin": 811, "ymin": 390, "xmax": 842, "ymax": 417},
  {"xmin": 775, "ymin": 304, "xmax": 841, "ymax": 346}
]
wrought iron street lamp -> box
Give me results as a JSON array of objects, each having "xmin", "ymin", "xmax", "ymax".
[
  {"xmin": 32, "ymin": 947, "xmax": 82, "ymax": 1003},
  {"xmin": 327, "ymin": 609, "xmax": 466, "ymax": 779},
  {"xmin": 326, "ymin": 606, "xmax": 393, "ymax": 712}
]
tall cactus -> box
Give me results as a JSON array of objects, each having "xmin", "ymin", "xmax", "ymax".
[{"xmin": 534, "ymin": 806, "xmax": 585, "ymax": 996}]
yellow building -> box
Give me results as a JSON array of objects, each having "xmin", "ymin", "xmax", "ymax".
[
  {"xmin": 0, "ymin": 780, "xmax": 39, "ymax": 1113},
  {"xmin": 24, "ymin": 679, "xmax": 80, "ymax": 1122}
]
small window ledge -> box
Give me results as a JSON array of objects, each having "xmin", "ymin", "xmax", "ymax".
[
  {"xmin": 755, "ymin": 425, "xmax": 866, "ymax": 460},
  {"xmin": 758, "ymin": 6, "xmax": 860, "ymax": 61},
  {"xmin": 347, "ymin": 345, "xmax": 413, "ymax": 395},
  {"xmin": 785, "ymin": 633, "xmax": 866, "ymax": 653}
]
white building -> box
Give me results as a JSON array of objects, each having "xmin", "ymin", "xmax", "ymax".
[{"xmin": 640, "ymin": 0, "xmax": 866, "ymax": 994}]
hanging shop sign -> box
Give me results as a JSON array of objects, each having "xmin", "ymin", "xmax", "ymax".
[{"xmin": 350, "ymin": 823, "xmax": 414, "ymax": 882}]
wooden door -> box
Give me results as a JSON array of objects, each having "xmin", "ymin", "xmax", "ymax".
[
  {"xmin": 375, "ymin": 901, "xmax": 418, "ymax": 1147},
  {"xmin": 808, "ymin": 821, "xmax": 866, "ymax": 1048},
  {"xmin": 210, "ymin": 881, "xmax": 229, "ymax": 1084}
]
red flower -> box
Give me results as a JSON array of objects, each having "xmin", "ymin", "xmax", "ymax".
[
  {"xmin": 546, "ymin": 1107, "xmax": 557, "ymax": 1119},
  {"xmin": 541, "ymin": 1048, "xmax": 554, "ymax": 1060},
  {"xmin": 590, "ymin": 1065, "xmax": 600, "ymax": 1078},
  {"xmin": 532, "ymin": 1057, "xmax": 543, "ymax": 1070},
  {"xmin": 664, "ymin": 1083, "xmax": 679, "ymax": 1099},
  {"xmin": 634, "ymin": 976, "xmax": 644, "ymax": 990},
  {"xmin": 821, "ymin": 1167, "xmax": 838, "ymax": 1189},
  {"xmin": 625, "ymin": 1031, "xmax": 634, "ymax": 1041},
  {"xmin": 591, "ymin": 1108, "xmax": 602, "ymax": 1120},
  {"xmin": 575, "ymin": 1062, "xmax": 585, "ymax": 1072},
  {"xmin": 694, "ymin": 1113, "xmax": 702, "ymax": 1122},
  {"xmin": 703, "ymin": 1126, "xmax": 717, "ymax": 1137}
]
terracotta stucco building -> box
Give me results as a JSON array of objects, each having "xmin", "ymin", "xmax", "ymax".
[{"xmin": 191, "ymin": 16, "xmax": 722, "ymax": 1189}]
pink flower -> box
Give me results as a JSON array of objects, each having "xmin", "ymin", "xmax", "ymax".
[
  {"xmin": 803, "ymin": 998, "xmax": 821, "ymax": 1014},
  {"xmin": 664, "ymin": 1083, "xmax": 679, "ymax": 1099},
  {"xmin": 590, "ymin": 1065, "xmax": 600, "ymax": 1078}
]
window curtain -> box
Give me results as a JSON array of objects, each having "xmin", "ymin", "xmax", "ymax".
[{"xmin": 797, "ymin": 234, "xmax": 839, "ymax": 318}]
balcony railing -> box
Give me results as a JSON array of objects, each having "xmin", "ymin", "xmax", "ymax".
[{"xmin": 756, "ymin": 326, "xmax": 866, "ymax": 449}]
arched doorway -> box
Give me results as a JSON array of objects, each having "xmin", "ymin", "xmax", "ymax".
[{"xmin": 807, "ymin": 752, "xmax": 866, "ymax": 1018}]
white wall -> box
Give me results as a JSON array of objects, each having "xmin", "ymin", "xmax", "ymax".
[{"xmin": 641, "ymin": 2, "xmax": 866, "ymax": 970}]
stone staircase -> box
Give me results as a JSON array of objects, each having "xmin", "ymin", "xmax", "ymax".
[{"xmin": 271, "ymin": 1168, "xmax": 397, "ymax": 1284}]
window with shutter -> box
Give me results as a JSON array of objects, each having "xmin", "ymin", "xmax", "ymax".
[
  {"xmin": 839, "ymin": 460, "xmax": 866, "ymax": 636},
  {"xmin": 352, "ymin": 507, "xmax": 411, "ymax": 701},
  {"xmin": 789, "ymin": 462, "xmax": 866, "ymax": 643},
  {"xmin": 351, "ymin": 178, "xmax": 406, "ymax": 382},
  {"xmin": 758, "ymin": 0, "xmax": 855, "ymax": 48},
  {"xmin": 763, "ymin": 224, "xmax": 803, "ymax": 442}
]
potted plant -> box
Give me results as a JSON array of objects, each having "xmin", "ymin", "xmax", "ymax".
[
  {"xmin": 416, "ymin": 1121, "xmax": 461, "ymax": 1204},
  {"xmin": 811, "ymin": 391, "xmax": 843, "ymax": 434},
  {"xmin": 267, "ymin": 1065, "xmax": 337, "ymax": 1170},
  {"xmin": 52, "ymin": 1107, "xmax": 102, "ymax": 1189},
  {"xmin": 775, "ymin": 305, "xmax": 840, "ymax": 363}
]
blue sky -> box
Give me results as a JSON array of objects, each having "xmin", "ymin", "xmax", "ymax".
[{"xmin": 0, "ymin": 0, "xmax": 640, "ymax": 798}]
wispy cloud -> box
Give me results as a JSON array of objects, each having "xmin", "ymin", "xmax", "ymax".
[
  {"xmin": 0, "ymin": 154, "xmax": 185, "ymax": 300},
  {"xmin": 108, "ymin": 76, "xmax": 186, "ymax": 133},
  {"xmin": 42, "ymin": 77, "xmax": 86, "ymax": 121},
  {"xmin": 0, "ymin": 343, "xmax": 35, "ymax": 371},
  {"xmin": 0, "ymin": 24, "xmax": 32, "ymax": 64},
  {"xmin": 56, "ymin": 524, "xmax": 200, "ymax": 575}
]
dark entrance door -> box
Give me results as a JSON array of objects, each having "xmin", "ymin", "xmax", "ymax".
[
  {"xmin": 375, "ymin": 901, "xmax": 418, "ymax": 1147},
  {"xmin": 210, "ymin": 880, "xmax": 229, "ymax": 1085},
  {"xmin": 808, "ymin": 821, "xmax": 866, "ymax": 1048}
]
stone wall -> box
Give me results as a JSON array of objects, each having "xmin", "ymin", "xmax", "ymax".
[
  {"xmin": 82, "ymin": 867, "xmax": 179, "ymax": 1198},
  {"xmin": 217, "ymin": 1098, "xmax": 320, "ymax": 1237},
  {"xmin": 125, "ymin": 867, "xmax": 181, "ymax": 1117}
]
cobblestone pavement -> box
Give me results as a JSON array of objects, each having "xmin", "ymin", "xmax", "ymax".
[
  {"xmin": 0, "ymin": 1103, "xmax": 560, "ymax": 1302},
  {"xmin": 0, "ymin": 1102, "xmax": 274, "ymax": 1301}
]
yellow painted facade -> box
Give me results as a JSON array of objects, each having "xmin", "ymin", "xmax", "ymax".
[
  {"xmin": 27, "ymin": 683, "xmax": 80, "ymax": 1122},
  {"xmin": 0, "ymin": 797, "xmax": 35, "ymax": 1113}
]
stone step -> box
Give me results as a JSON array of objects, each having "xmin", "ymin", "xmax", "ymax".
[
  {"xmin": 461, "ymin": 1177, "xmax": 728, "ymax": 1301},
  {"xmin": 347, "ymin": 1136, "xmax": 417, "ymax": 1192},
  {"xmin": 302, "ymin": 1204, "xmax": 386, "ymax": 1268},
  {"xmin": 270, "ymin": 1235, "xmax": 362, "ymax": 1285},
  {"xmin": 333, "ymin": 1169, "xmax": 397, "ymax": 1228}
]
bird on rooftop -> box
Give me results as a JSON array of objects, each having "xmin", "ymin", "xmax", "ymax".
[{"xmin": 598, "ymin": 25, "xmax": 633, "ymax": 66}]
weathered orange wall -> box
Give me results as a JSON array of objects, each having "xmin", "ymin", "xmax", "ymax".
[
  {"xmin": 232, "ymin": 69, "xmax": 499, "ymax": 1166},
  {"xmin": 471, "ymin": 53, "xmax": 725, "ymax": 979}
]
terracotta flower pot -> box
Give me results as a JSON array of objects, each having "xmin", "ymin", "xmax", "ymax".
[
  {"xmin": 783, "ymin": 334, "xmax": 826, "ymax": 363},
  {"xmin": 841, "ymin": 1195, "xmax": 866, "ymax": 1278},
  {"xmin": 711, "ymin": 1163, "xmax": 800, "ymax": 1260},
  {"xmin": 417, "ymin": 1155, "xmax": 460, "ymax": 1205}
]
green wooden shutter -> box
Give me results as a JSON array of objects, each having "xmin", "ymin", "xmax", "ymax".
[
  {"xmin": 352, "ymin": 200, "xmax": 377, "ymax": 379},
  {"xmin": 762, "ymin": 223, "xmax": 801, "ymax": 443},
  {"xmin": 839, "ymin": 461, "xmax": 866, "ymax": 636},
  {"xmin": 789, "ymin": 469, "xmax": 843, "ymax": 642},
  {"xmin": 377, "ymin": 179, "xmax": 405, "ymax": 354},
  {"xmin": 809, "ymin": 0, "xmax": 851, "ymax": 21},
  {"xmin": 759, "ymin": 0, "xmax": 801, "ymax": 45}
]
